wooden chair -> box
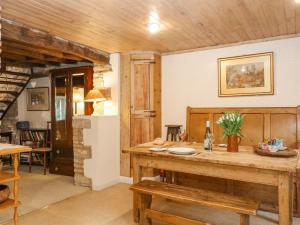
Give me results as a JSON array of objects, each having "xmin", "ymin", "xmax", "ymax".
[
  {"xmin": 165, "ymin": 125, "xmax": 182, "ymax": 141},
  {"xmin": 163, "ymin": 125, "xmax": 182, "ymax": 182},
  {"xmin": 29, "ymin": 122, "xmax": 52, "ymax": 175},
  {"xmin": 130, "ymin": 180, "xmax": 259, "ymax": 225}
]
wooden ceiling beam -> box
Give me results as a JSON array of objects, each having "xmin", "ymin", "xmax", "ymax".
[
  {"xmin": 3, "ymin": 39, "xmax": 85, "ymax": 61},
  {"xmin": 8, "ymin": 59, "xmax": 60, "ymax": 66},
  {"xmin": 2, "ymin": 45, "xmax": 45, "ymax": 60},
  {"xmin": 2, "ymin": 18, "xmax": 109, "ymax": 64},
  {"xmin": 2, "ymin": 52, "xmax": 27, "ymax": 61},
  {"xmin": 5, "ymin": 59, "xmax": 46, "ymax": 68},
  {"xmin": 3, "ymin": 44, "xmax": 78, "ymax": 67}
]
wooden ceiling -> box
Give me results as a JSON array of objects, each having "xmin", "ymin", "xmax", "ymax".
[{"xmin": 2, "ymin": 0, "xmax": 300, "ymax": 54}]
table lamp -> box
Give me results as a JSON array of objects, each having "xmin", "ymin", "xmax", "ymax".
[{"xmin": 84, "ymin": 88, "xmax": 106, "ymax": 116}]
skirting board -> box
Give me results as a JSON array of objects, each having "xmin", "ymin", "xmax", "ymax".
[{"xmin": 119, "ymin": 176, "xmax": 133, "ymax": 184}]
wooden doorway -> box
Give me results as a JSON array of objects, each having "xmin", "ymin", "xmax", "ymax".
[
  {"xmin": 130, "ymin": 61, "xmax": 155, "ymax": 147},
  {"xmin": 50, "ymin": 67, "xmax": 93, "ymax": 176}
]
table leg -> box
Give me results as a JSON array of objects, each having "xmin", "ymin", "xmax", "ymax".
[
  {"xmin": 29, "ymin": 152, "xmax": 32, "ymax": 173},
  {"xmin": 43, "ymin": 152, "xmax": 47, "ymax": 175},
  {"xmin": 13, "ymin": 154, "xmax": 19, "ymax": 225},
  {"xmin": 132, "ymin": 155, "xmax": 142, "ymax": 223},
  {"xmin": 278, "ymin": 172, "xmax": 293, "ymax": 225}
]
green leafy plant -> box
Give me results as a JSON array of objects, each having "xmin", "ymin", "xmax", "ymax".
[{"xmin": 216, "ymin": 112, "xmax": 244, "ymax": 137}]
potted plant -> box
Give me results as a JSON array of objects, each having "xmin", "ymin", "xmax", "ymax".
[{"xmin": 217, "ymin": 112, "xmax": 244, "ymax": 152}]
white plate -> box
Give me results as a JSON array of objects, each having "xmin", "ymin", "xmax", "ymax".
[
  {"xmin": 149, "ymin": 147, "xmax": 167, "ymax": 152},
  {"xmin": 168, "ymin": 147, "xmax": 196, "ymax": 155},
  {"xmin": 218, "ymin": 144, "xmax": 227, "ymax": 147}
]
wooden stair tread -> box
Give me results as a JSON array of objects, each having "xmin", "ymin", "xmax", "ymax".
[
  {"xmin": 0, "ymin": 75, "xmax": 30, "ymax": 119},
  {"xmin": 130, "ymin": 180, "xmax": 259, "ymax": 215},
  {"xmin": 32, "ymin": 148, "xmax": 51, "ymax": 152}
]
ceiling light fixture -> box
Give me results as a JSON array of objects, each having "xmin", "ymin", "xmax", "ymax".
[
  {"xmin": 296, "ymin": 0, "xmax": 300, "ymax": 3},
  {"xmin": 148, "ymin": 22, "xmax": 160, "ymax": 33},
  {"xmin": 148, "ymin": 11, "xmax": 160, "ymax": 34}
]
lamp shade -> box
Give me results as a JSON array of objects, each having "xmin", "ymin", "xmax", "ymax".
[{"xmin": 84, "ymin": 89, "xmax": 106, "ymax": 102}]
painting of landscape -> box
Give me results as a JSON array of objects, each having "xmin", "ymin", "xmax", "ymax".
[
  {"xmin": 226, "ymin": 62, "xmax": 265, "ymax": 89},
  {"xmin": 218, "ymin": 52, "xmax": 273, "ymax": 96}
]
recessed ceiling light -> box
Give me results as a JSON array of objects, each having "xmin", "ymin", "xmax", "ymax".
[
  {"xmin": 296, "ymin": 0, "xmax": 300, "ymax": 3},
  {"xmin": 148, "ymin": 23, "xmax": 160, "ymax": 33},
  {"xmin": 148, "ymin": 11, "xmax": 160, "ymax": 33}
]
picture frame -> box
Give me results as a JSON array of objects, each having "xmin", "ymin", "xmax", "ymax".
[
  {"xmin": 27, "ymin": 87, "xmax": 50, "ymax": 111},
  {"xmin": 218, "ymin": 52, "xmax": 274, "ymax": 97}
]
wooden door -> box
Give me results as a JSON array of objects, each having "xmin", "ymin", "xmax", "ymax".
[
  {"xmin": 130, "ymin": 60, "xmax": 155, "ymax": 147},
  {"xmin": 50, "ymin": 71, "xmax": 74, "ymax": 176},
  {"xmin": 50, "ymin": 67, "xmax": 93, "ymax": 176}
]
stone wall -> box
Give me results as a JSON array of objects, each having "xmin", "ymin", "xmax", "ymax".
[
  {"xmin": 0, "ymin": 101, "xmax": 18, "ymax": 143},
  {"xmin": 73, "ymin": 118, "xmax": 92, "ymax": 187}
]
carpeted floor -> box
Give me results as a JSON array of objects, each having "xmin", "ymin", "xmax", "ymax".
[
  {"xmin": 4, "ymin": 183, "xmax": 300, "ymax": 225},
  {"xmin": 0, "ymin": 165, "xmax": 88, "ymax": 224}
]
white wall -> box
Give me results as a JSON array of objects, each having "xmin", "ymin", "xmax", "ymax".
[
  {"xmin": 18, "ymin": 77, "xmax": 51, "ymax": 128},
  {"xmin": 83, "ymin": 115, "xmax": 120, "ymax": 190},
  {"xmin": 162, "ymin": 37, "xmax": 300, "ymax": 134},
  {"xmin": 78, "ymin": 53, "xmax": 121, "ymax": 190},
  {"xmin": 103, "ymin": 53, "xmax": 120, "ymax": 115}
]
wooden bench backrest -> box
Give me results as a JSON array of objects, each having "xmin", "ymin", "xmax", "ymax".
[{"xmin": 186, "ymin": 106, "xmax": 300, "ymax": 148}]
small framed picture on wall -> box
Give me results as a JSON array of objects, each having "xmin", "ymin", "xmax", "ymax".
[
  {"xmin": 27, "ymin": 87, "xmax": 50, "ymax": 111},
  {"xmin": 218, "ymin": 52, "xmax": 274, "ymax": 97}
]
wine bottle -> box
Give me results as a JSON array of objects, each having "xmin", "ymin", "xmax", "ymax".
[{"xmin": 204, "ymin": 121, "xmax": 212, "ymax": 150}]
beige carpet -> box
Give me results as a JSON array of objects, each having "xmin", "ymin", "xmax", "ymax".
[
  {"xmin": 4, "ymin": 183, "xmax": 300, "ymax": 225},
  {"xmin": 0, "ymin": 165, "xmax": 88, "ymax": 224}
]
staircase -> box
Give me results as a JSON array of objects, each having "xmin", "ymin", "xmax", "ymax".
[{"xmin": 0, "ymin": 71, "xmax": 30, "ymax": 119}]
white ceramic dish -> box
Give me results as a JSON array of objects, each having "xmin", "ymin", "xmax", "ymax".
[
  {"xmin": 168, "ymin": 147, "xmax": 196, "ymax": 155},
  {"xmin": 218, "ymin": 144, "xmax": 227, "ymax": 147},
  {"xmin": 149, "ymin": 147, "xmax": 167, "ymax": 152}
]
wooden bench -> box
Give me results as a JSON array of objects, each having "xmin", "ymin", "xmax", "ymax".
[{"xmin": 130, "ymin": 180, "xmax": 260, "ymax": 225}]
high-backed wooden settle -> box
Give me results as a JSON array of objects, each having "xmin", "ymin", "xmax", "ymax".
[{"xmin": 185, "ymin": 106, "xmax": 300, "ymax": 215}]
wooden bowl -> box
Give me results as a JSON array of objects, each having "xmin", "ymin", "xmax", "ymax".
[
  {"xmin": 254, "ymin": 146, "xmax": 298, "ymax": 158},
  {"xmin": 0, "ymin": 185, "xmax": 10, "ymax": 203}
]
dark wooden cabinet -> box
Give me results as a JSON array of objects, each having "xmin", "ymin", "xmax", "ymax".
[{"xmin": 50, "ymin": 66, "xmax": 93, "ymax": 176}]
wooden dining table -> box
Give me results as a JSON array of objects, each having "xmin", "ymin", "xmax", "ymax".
[{"xmin": 127, "ymin": 142, "xmax": 300, "ymax": 225}]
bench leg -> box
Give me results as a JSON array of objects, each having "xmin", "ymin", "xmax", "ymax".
[
  {"xmin": 240, "ymin": 214, "xmax": 249, "ymax": 225},
  {"xmin": 139, "ymin": 193, "xmax": 152, "ymax": 225},
  {"xmin": 43, "ymin": 152, "xmax": 47, "ymax": 175},
  {"xmin": 29, "ymin": 153, "xmax": 32, "ymax": 173}
]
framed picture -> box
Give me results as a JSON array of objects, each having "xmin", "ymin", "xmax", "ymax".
[
  {"xmin": 27, "ymin": 87, "xmax": 50, "ymax": 111},
  {"xmin": 218, "ymin": 52, "xmax": 274, "ymax": 96}
]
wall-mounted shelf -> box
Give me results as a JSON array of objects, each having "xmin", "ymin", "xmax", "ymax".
[
  {"xmin": 0, "ymin": 145, "xmax": 31, "ymax": 224},
  {"xmin": 0, "ymin": 199, "xmax": 19, "ymax": 210},
  {"xmin": 0, "ymin": 171, "xmax": 20, "ymax": 183}
]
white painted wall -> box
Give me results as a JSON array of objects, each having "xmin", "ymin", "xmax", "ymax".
[
  {"xmin": 162, "ymin": 37, "xmax": 300, "ymax": 135},
  {"xmin": 78, "ymin": 53, "xmax": 121, "ymax": 190},
  {"xmin": 82, "ymin": 115, "xmax": 120, "ymax": 190},
  {"xmin": 103, "ymin": 53, "xmax": 120, "ymax": 115},
  {"xmin": 17, "ymin": 77, "xmax": 51, "ymax": 128}
]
